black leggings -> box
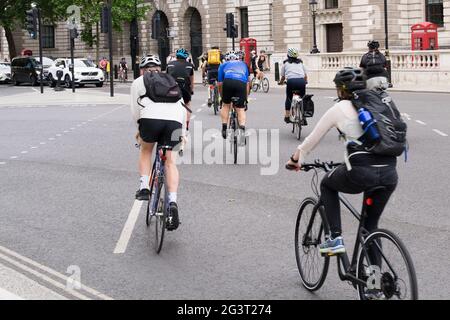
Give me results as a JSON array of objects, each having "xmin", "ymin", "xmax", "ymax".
[
  {"xmin": 285, "ymin": 78, "xmax": 306, "ymax": 110},
  {"xmin": 320, "ymin": 164, "xmax": 398, "ymax": 239}
]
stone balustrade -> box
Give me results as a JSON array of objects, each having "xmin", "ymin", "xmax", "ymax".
[{"xmin": 269, "ymin": 50, "xmax": 450, "ymax": 92}]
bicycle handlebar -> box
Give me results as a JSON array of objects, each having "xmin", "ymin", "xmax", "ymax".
[{"xmin": 301, "ymin": 160, "xmax": 343, "ymax": 173}]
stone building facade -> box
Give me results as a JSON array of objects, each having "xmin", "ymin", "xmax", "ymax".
[{"xmin": 1, "ymin": 0, "xmax": 450, "ymax": 67}]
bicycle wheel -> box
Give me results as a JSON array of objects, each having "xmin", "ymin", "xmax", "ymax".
[
  {"xmin": 213, "ymin": 87, "xmax": 219, "ymax": 115},
  {"xmin": 251, "ymin": 78, "xmax": 258, "ymax": 92},
  {"xmin": 154, "ymin": 179, "xmax": 167, "ymax": 254},
  {"xmin": 233, "ymin": 117, "xmax": 238, "ymax": 165},
  {"xmin": 356, "ymin": 229, "xmax": 418, "ymax": 300},
  {"xmin": 295, "ymin": 198, "xmax": 330, "ymax": 291},
  {"xmin": 262, "ymin": 78, "xmax": 270, "ymax": 93}
]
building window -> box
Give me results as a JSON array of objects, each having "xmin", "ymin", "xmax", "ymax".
[
  {"xmin": 325, "ymin": 0, "xmax": 339, "ymax": 9},
  {"xmin": 240, "ymin": 7, "xmax": 249, "ymax": 38},
  {"xmin": 426, "ymin": 0, "xmax": 444, "ymax": 26},
  {"xmin": 42, "ymin": 25, "xmax": 55, "ymax": 48}
]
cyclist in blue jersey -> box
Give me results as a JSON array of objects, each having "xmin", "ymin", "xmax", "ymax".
[{"xmin": 218, "ymin": 51, "xmax": 251, "ymax": 139}]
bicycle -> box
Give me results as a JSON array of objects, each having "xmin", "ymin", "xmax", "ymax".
[
  {"xmin": 289, "ymin": 90, "xmax": 306, "ymax": 141},
  {"xmin": 251, "ymin": 75, "xmax": 270, "ymax": 93},
  {"xmin": 208, "ymin": 80, "xmax": 220, "ymax": 115},
  {"xmin": 227, "ymin": 97, "xmax": 247, "ymax": 165},
  {"xmin": 293, "ymin": 160, "xmax": 418, "ymax": 300},
  {"xmin": 118, "ymin": 68, "xmax": 127, "ymax": 83},
  {"xmin": 145, "ymin": 145, "xmax": 173, "ymax": 254}
]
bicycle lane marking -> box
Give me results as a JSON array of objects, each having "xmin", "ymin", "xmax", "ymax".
[
  {"xmin": 113, "ymin": 200, "xmax": 143, "ymax": 254},
  {"xmin": 0, "ymin": 245, "xmax": 113, "ymax": 300}
]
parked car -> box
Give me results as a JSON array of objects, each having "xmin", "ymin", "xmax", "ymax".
[
  {"xmin": 11, "ymin": 56, "xmax": 43, "ymax": 86},
  {"xmin": 47, "ymin": 58, "xmax": 104, "ymax": 88},
  {"xmin": 0, "ymin": 62, "xmax": 11, "ymax": 83},
  {"xmin": 41, "ymin": 57, "xmax": 55, "ymax": 80}
]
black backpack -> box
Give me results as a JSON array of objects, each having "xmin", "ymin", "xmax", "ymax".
[
  {"xmin": 140, "ymin": 71, "xmax": 182, "ymax": 103},
  {"xmin": 351, "ymin": 89, "xmax": 407, "ymax": 157}
]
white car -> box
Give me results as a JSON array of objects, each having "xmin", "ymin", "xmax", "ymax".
[
  {"xmin": 48, "ymin": 58, "xmax": 104, "ymax": 88},
  {"xmin": 0, "ymin": 62, "xmax": 11, "ymax": 83}
]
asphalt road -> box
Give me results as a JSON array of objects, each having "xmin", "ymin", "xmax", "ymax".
[{"xmin": 0, "ymin": 82, "xmax": 449, "ymax": 300}]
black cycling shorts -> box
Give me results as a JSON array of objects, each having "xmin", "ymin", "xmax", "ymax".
[
  {"xmin": 180, "ymin": 86, "xmax": 192, "ymax": 104},
  {"xmin": 221, "ymin": 79, "xmax": 247, "ymax": 108},
  {"xmin": 138, "ymin": 119, "xmax": 182, "ymax": 148},
  {"xmin": 207, "ymin": 70, "xmax": 218, "ymax": 85}
]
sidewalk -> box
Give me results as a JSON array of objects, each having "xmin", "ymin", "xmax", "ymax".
[{"xmin": 0, "ymin": 88, "xmax": 130, "ymax": 107}]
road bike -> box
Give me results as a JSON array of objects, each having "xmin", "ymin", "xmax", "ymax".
[
  {"xmin": 208, "ymin": 80, "xmax": 220, "ymax": 115},
  {"xmin": 146, "ymin": 145, "xmax": 173, "ymax": 254},
  {"xmin": 251, "ymin": 76, "xmax": 270, "ymax": 93},
  {"xmin": 294, "ymin": 160, "xmax": 418, "ymax": 300},
  {"xmin": 228, "ymin": 97, "xmax": 247, "ymax": 165}
]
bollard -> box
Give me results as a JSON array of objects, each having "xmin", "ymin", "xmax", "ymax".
[
  {"xmin": 55, "ymin": 70, "xmax": 65, "ymax": 91},
  {"xmin": 275, "ymin": 62, "xmax": 280, "ymax": 82}
]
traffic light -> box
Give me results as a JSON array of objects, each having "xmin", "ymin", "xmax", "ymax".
[
  {"xmin": 226, "ymin": 13, "xmax": 234, "ymax": 38},
  {"xmin": 70, "ymin": 28, "xmax": 79, "ymax": 40},
  {"xmin": 26, "ymin": 8, "xmax": 38, "ymax": 39},
  {"xmin": 101, "ymin": 5, "xmax": 110, "ymax": 33}
]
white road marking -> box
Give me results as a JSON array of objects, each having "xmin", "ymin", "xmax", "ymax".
[
  {"xmin": 416, "ymin": 120, "xmax": 427, "ymax": 125},
  {"xmin": 30, "ymin": 146, "xmax": 37, "ymax": 149},
  {"xmin": 40, "ymin": 142, "xmax": 46, "ymax": 145},
  {"xmin": 0, "ymin": 287, "xmax": 23, "ymax": 300},
  {"xmin": 70, "ymin": 128, "xmax": 75, "ymax": 130},
  {"xmin": 48, "ymin": 138, "xmax": 55, "ymax": 141},
  {"xmin": 0, "ymin": 162, "xmax": 6, "ymax": 165},
  {"xmin": 196, "ymin": 108, "xmax": 202, "ymax": 112},
  {"xmin": 20, "ymin": 151, "xmax": 28, "ymax": 154},
  {"xmin": 82, "ymin": 122, "xmax": 87, "ymax": 125},
  {"xmin": 77, "ymin": 124, "xmax": 82, "ymax": 127},
  {"xmin": 10, "ymin": 156, "xmax": 18, "ymax": 159},
  {"xmin": 0, "ymin": 245, "xmax": 113, "ymax": 300},
  {"xmin": 433, "ymin": 129, "xmax": 448, "ymax": 137},
  {"xmin": 201, "ymin": 103, "xmax": 207, "ymax": 107},
  {"xmin": 64, "ymin": 131, "xmax": 69, "ymax": 133},
  {"xmin": 114, "ymin": 200, "xmax": 143, "ymax": 254},
  {"xmin": 191, "ymin": 115, "xmax": 196, "ymax": 120},
  {"xmin": 56, "ymin": 134, "xmax": 62, "ymax": 137}
]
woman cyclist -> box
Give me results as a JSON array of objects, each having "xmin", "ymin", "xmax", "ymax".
[
  {"xmin": 286, "ymin": 68, "xmax": 398, "ymax": 256},
  {"xmin": 278, "ymin": 48, "xmax": 308, "ymax": 124}
]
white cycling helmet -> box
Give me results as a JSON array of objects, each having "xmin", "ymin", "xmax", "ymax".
[
  {"xmin": 287, "ymin": 48, "xmax": 299, "ymax": 59},
  {"xmin": 225, "ymin": 51, "xmax": 239, "ymax": 61},
  {"xmin": 139, "ymin": 55, "xmax": 161, "ymax": 68}
]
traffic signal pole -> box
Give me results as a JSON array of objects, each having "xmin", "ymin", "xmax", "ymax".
[
  {"xmin": 108, "ymin": 0, "xmax": 114, "ymax": 97},
  {"xmin": 37, "ymin": 8, "xmax": 44, "ymax": 94}
]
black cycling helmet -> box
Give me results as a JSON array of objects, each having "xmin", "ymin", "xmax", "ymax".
[
  {"xmin": 333, "ymin": 67, "xmax": 366, "ymax": 92},
  {"xmin": 368, "ymin": 40, "xmax": 380, "ymax": 50}
]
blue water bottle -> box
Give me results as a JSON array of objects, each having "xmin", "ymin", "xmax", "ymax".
[{"xmin": 358, "ymin": 108, "xmax": 380, "ymax": 141}]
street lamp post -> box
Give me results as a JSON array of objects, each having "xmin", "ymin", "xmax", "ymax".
[
  {"xmin": 130, "ymin": 0, "xmax": 140, "ymax": 79},
  {"xmin": 384, "ymin": 0, "xmax": 392, "ymax": 86},
  {"xmin": 309, "ymin": 0, "xmax": 320, "ymax": 54}
]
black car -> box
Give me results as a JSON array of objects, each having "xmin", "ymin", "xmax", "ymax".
[{"xmin": 11, "ymin": 56, "xmax": 43, "ymax": 86}]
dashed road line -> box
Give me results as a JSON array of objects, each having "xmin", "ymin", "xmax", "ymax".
[
  {"xmin": 196, "ymin": 108, "xmax": 202, "ymax": 112},
  {"xmin": 0, "ymin": 162, "xmax": 6, "ymax": 165},
  {"xmin": 416, "ymin": 120, "xmax": 427, "ymax": 125},
  {"xmin": 433, "ymin": 129, "xmax": 448, "ymax": 137},
  {"xmin": 10, "ymin": 156, "xmax": 18, "ymax": 159},
  {"xmin": 20, "ymin": 151, "xmax": 28, "ymax": 154}
]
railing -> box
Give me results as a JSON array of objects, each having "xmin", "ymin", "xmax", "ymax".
[{"xmin": 317, "ymin": 50, "xmax": 445, "ymax": 70}]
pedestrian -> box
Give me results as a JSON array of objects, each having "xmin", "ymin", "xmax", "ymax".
[{"xmin": 360, "ymin": 40, "xmax": 389, "ymax": 90}]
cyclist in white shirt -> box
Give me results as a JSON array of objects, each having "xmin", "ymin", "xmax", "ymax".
[{"xmin": 130, "ymin": 55, "xmax": 188, "ymax": 231}]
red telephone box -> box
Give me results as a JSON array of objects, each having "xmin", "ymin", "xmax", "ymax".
[
  {"xmin": 240, "ymin": 38, "xmax": 257, "ymax": 70},
  {"xmin": 411, "ymin": 22, "xmax": 439, "ymax": 50}
]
